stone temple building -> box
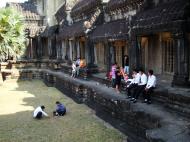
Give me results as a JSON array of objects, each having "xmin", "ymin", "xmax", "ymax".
[
  {"xmin": 6, "ymin": 0, "xmax": 190, "ymax": 87},
  {"xmin": 2, "ymin": 1, "xmax": 190, "ymax": 141}
]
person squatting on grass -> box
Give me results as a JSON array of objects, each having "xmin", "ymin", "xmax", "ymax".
[
  {"xmin": 53, "ymin": 101, "xmax": 66, "ymax": 116},
  {"xmin": 33, "ymin": 105, "xmax": 49, "ymax": 119}
]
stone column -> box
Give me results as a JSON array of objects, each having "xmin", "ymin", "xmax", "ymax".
[
  {"xmin": 84, "ymin": 39, "xmax": 97, "ymax": 74},
  {"xmin": 105, "ymin": 40, "xmax": 111, "ymax": 73},
  {"xmin": 172, "ymin": 31, "xmax": 189, "ymax": 86},
  {"xmin": 110, "ymin": 42, "xmax": 115, "ymax": 64},
  {"xmin": 45, "ymin": 38, "xmax": 49, "ymax": 59},
  {"xmin": 62, "ymin": 40, "xmax": 66, "ymax": 60},
  {"xmin": 30, "ymin": 38, "xmax": 33, "ymax": 59},
  {"xmin": 129, "ymin": 33, "xmax": 140, "ymax": 72},
  {"xmin": 76, "ymin": 39, "xmax": 80, "ymax": 58},
  {"xmin": 69, "ymin": 40, "xmax": 72, "ymax": 60},
  {"xmin": 36, "ymin": 36, "xmax": 41, "ymax": 59}
]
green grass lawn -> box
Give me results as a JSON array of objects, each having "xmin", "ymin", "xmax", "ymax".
[{"xmin": 0, "ymin": 80, "xmax": 126, "ymax": 142}]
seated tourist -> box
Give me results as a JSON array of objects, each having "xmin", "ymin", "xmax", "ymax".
[
  {"xmin": 33, "ymin": 105, "xmax": 49, "ymax": 119},
  {"xmin": 79, "ymin": 59, "xmax": 86, "ymax": 68},
  {"xmin": 53, "ymin": 101, "xmax": 66, "ymax": 116},
  {"xmin": 126, "ymin": 69, "xmax": 141, "ymax": 98},
  {"xmin": 76, "ymin": 57, "xmax": 80, "ymax": 77},
  {"xmin": 131, "ymin": 69, "xmax": 147, "ymax": 103},
  {"xmin": 143, "ymin": 69, "xmax": 156, "ymax": 104},
  {"xmin": 71, "ymin": 61, "xmax": 76, "ymax": 78}
]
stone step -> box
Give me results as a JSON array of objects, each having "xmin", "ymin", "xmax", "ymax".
[
  {"xmin": 46, "ymin": 71, "xmax": 189, "ymax": 142},
  {"xmin": 90, "ymin": 74, "xmax": 190, "ymax": 118},
  {"xmin": 2, "ymin": 67, "xmax": 190, "ymax": 142}
]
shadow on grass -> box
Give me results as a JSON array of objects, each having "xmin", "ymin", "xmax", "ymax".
[{"xmin": 0, "ymin": 80, "xmax": 126, "ymax": 142}]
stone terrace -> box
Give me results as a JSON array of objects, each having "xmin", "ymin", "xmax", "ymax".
[{"xmin": 1, "ymin": 61, "xmax": 190, "ymax": 142}]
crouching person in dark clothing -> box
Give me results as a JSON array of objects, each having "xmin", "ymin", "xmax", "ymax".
[
  {"xmin": 53, "ymin": 101, "xmax": 66, "ymax": 116},
  {"xmin": 33, "ymin": 105, "xmax": 49, "ymax": 119}
]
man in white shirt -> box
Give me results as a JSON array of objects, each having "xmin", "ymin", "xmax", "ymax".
[
  {"xmin": 132, "ymin": 69, "xmax": 147, "ymax": 103},
  {"xmin": 143, "ymin": 70, "xmax": 156, "ymax": 104},
  {"xmin": 71, "ymin": 61, "xmax": 76, "ymax": 78},
  {"xmin": 75, "ymin": 58, "xmax": 81, "ymax": 77},
  {"xmin": 126, "ymin": 69, "xmax": 140, "ymax": 98},
  {"xmin": 33, "ymin": 106, "xmax": 49, "ymax": 119}
]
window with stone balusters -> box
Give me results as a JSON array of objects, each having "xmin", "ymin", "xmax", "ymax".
[{"xmin": 163, "ymin": 38, "xmax": 174, "ymax": 74}]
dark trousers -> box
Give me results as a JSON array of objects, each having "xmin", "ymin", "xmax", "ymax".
[
  {"xmin": 133, "ymin": 84, "xmax": 146, "ymax": 99},
  {"xmin": 36, "ymin": 112, "xmax": 42, "ymax": 119},
  {"xmin": 53, "ymin": 110, "xmax": 66, "ymax": 116},
  {"xmin": 111, "ymin": 78, "xmax": 116, "ymax": 88},
  {"xmin": 143, "ymin": 87, "xmax": 155, "ymax": 101},
  {"xmin": 127, "ymin": 84, "xmax": 138, "ymax": 96}
]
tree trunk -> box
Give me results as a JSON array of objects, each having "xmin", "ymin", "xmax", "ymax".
[{"xmin": 0, "ymin": 72, "xmax": 3, "ymax": 85}]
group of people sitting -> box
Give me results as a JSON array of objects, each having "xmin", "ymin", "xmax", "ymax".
[
  {"xmin": 126, "ymin": 69, "xmax": 156, "ymax": 104},
  {"xmin": 71, "ymin": 57, "xmax": 86, "ymax": 78},
  {"xmin": 33, "ymin": 101, "xmax": 66, "ymax": 119},
  {"xmin": 110, "ymin": 63, "xmax": 156, "ymax": 104}
]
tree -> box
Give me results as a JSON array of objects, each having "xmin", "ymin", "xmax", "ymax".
[{"xmin": 0, "ymin": 8, "xmax": 26, "ymax": 61}]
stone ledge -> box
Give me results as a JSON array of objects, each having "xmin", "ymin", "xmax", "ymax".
[{"xmin": 1, "ymin": 68, "xmax": 190, "ymax": 142}]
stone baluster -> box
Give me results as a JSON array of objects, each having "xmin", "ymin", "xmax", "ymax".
[{"xmin": 172, "ymin": 31, "xmax": 189, "ymax": 86}]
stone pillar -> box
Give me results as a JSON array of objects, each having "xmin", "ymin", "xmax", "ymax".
[
  {"xmin": 53, "ymin": 37, "xmax": 57, "ymax": 59},
  {"xmin": 65, "ymin": 40, "xmax": 69, "ymax": 60},
  {"xmin": 30, "ymin": 38, "xmax": 33, "ymax": 59},
  {"xmin": 73, "ymin": 40, "xmax": 77, "ymax": 60},
  {"xmin": 62, "ymin": 40, "xmax": 66, "ymax": 60},
  {"xmin": 77, "ymin": 40, "xmax": 80, "ymax": 58},
  {"xmin": 44, "ymin": 38, "xmax": 49, "ymax": 59},
  {"xmin": 129, "ymin": 34, "xmax": 140, "ymax": 72},
  {"xmin": 84, "ymin": 39, "xmax": 98, "ymax": 74},
  {"xmin": 110, "ymin": 42, "xmax": 115, "ymax": 64},
  {"xmin": 85, "ymin": 39, "xmax": 93, "ymax": 65},
  {"xmin": 37, "ymin": 37, "xmax": 42, "ymax": 58},
  {"xmin": 172, "ymin": 31, "xmax": 189, "ymax": 86},
  {"xmin": 69, "ymin": 40, "xmax": 72, "ymax": 60},
  {"xmin": 89, "ymin": 40, "xmax": 95, "ymax": 65},
  {"xmin": 105, "ymin": 40, "xmax": 111, "ymax": 73},
  {"xmin": 48, "ymin": 38, "xmax": 51, "ymax": 58}
]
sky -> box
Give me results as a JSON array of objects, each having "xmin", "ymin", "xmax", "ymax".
[{"xmin": 0, "ymin": 0, "xmax": 28, "ymax": 8}]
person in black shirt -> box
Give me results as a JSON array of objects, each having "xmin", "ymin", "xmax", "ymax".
[{"xmin": 115, "ymin": 67, "xmax": 122, "ymax": 93}]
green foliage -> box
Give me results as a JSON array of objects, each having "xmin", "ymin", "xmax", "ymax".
[{"xmin": 0, "ymin": 8, "xmax": 26, "ymax": 61}]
